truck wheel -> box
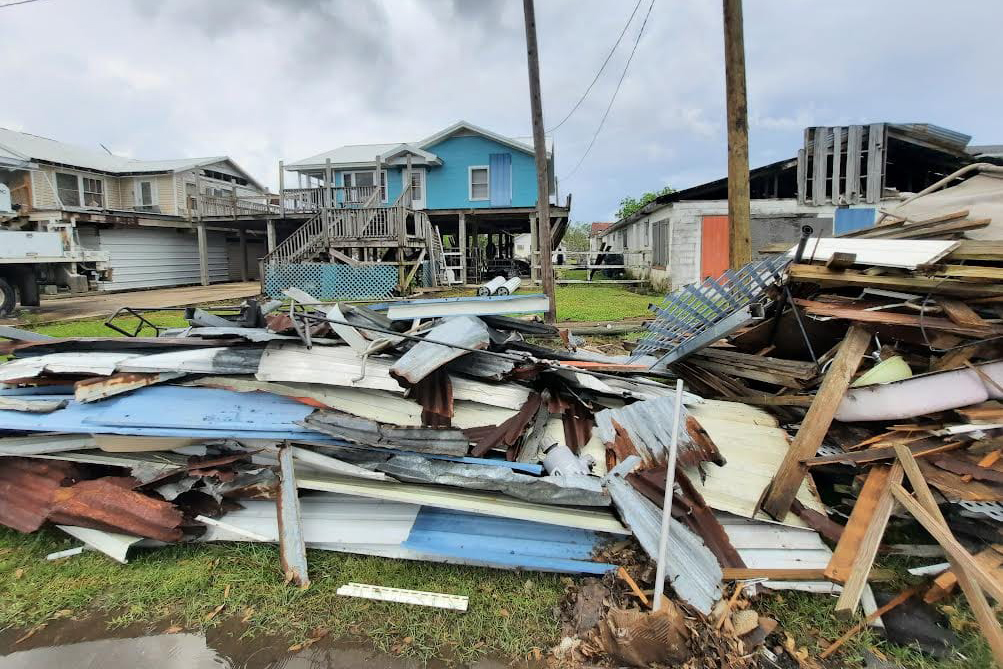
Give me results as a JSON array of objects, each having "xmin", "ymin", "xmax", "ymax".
[
  {"xmin": 12, "ymin": 266, "xmax": 39, "ymax": 307},
  {"xmin": 0, "ymin": 278, "xmax": 15, "ymax": 316}
]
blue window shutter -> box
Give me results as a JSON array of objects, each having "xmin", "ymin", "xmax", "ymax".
[
  {"xmin": 833, "ymin": 207, "xmax": 876, "ymax": 235},
  {"xmin": 489, "ymin": 153, "xmax": 512, "ymax": 206}
]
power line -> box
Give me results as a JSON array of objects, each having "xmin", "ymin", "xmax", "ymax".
[
  {"xmin": 560, "ymin": 0, "xmax": 655, "ymax": 182},
  {"xmin": 0, "ymin": 0, "xmax": 47, "ymax": 8},
  {"xmin": 546, "ymin": 0, "xmax": 644, "ymax": 133}
]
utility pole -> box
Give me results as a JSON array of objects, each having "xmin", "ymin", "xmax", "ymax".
[
  {"xmin": 723, "ymin": 0, "xmax": 752, "ymax": 269},
  {"xmin": 523, "ymin": 0, "xmax": 557, "ymax": 324}
]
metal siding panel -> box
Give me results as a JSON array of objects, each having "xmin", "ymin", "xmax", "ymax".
[
  {"xmin": 92, "ymin": 227, "xmax": 229, "ymax": 290},
  {"xmin": 488, "ymin": 153, "xmax": 512, "ymax": 206}
]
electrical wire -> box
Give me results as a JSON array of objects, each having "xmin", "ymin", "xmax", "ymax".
[
  {"xmin": 546, "ymin": 0, "xmax": 644, "ymax": 133},
  {"xmin": 559, "ymin": 0, "xmax": 656, "ymax": 182},
  {"xmin": 0, "ymin": 0, "xmax": 47, "ymax": 8}
]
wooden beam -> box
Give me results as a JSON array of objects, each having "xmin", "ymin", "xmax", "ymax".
[
  {"xmin": 788, "ymin": 264, "xmax": 1003, "ymax": 297},
  {"xmin": 458, "ymin": 212, "xmax": 467, "ymax": 285},
  {"xmin": 794, "ymin": 299, "xmax": 1000, "ymax": 337},
  {"xmin": 833, "ymin": 463, "xmax": 903, "ymax": 617},
  {"xmin": 330, "ymin": 249, "xmax": 360, "ymax": 267},
  {"xmin": 761, "ymin": 325, "xmax": 872, "ymax": 519},
  {"xmin": 825, "ymin": 465, "xmax": 891, "ymax": 584},
  {"xmin": 722, "ymin": 0, "xmax": 751, "ymax": 268},
  {"xmin": 892, "ymin": 444, "xmax": 1003, "ymax": 666},
  {"xmin": 403, "ymin": 248, "xmax": 427, "ymax": 288},
  {"xmin": 522, "ymin": 0, "xmax": 556, "ymax": 323}
]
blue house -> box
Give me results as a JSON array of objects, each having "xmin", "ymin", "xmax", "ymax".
[{"xmin": 277, "ymin": 121, "xmax": 570, "ymax": 286}]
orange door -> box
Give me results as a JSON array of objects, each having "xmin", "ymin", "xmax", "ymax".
[{"xmin": 701, "ymin": 215, "xmax": 730, "ymax": 279}]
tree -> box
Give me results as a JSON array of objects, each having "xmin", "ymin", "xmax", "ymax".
[
  {"xmin": 562, "ymin": 222, "xmax": 590, "ymax": 252},
  {"xmin": 616, "ymin": 185, "xmax": 675, "ymax": 220}
]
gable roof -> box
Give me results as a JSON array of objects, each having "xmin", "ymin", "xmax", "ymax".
[
  {"xmin": 0, "ymin": 128, "xmax": 264, "ymax": 189},
  {"xmin": 286, "ymin": 121, "xmax": 550, "ymax": 171},
  {"xmin": 589, "ymin": 222, "xmax": 612, "ymax": 236},
  {"xmin": 416, "ymin": 121, "xmax": 538, "ymax": 156}
]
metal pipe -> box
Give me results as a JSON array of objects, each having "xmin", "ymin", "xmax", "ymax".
[
  {"xmin": 477, "ymin": 276, "xmax": 506, "ymax": 296},
  {"xmin": 495, "ymin": 276, "xmax": 522, "ymax": 296},
  {"xmin": 652, "ymin": 378, "xmax": 684, "ymax": 611}
]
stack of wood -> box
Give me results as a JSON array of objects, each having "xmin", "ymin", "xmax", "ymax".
[
  {"xmin": 670, "ymin": 237, "xmax": 1003, "ymax": 663},
  {"xmin": 838, "ymin": 209, "xmax": 990, "ymax": 240}
]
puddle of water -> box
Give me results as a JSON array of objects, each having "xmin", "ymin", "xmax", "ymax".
[{"xmin": 0, "ymin": 633, "xmax": 515, "ymax": 669}]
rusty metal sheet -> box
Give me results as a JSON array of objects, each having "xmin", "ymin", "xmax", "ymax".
[
  {"xmin": 48, "ymin": 476, "xmax": 184, "ymax": 542},
  {"xmin": 465, "ymin": 392, "xmax": 542, "ymax": 457},
  {"xmin": 74, "ymin": 371, "xmax": 186, "ymax": 403},
  {"xmin": 411, "ymin": 368, "xmax": 453, "ymax": 427},
  {"xmin": 0, "ymin": 458, "xmax": 81, "ymax": 532},
  {"xmin": 0, "ymin": 337, "xmax": 245, "ymax": 356}
]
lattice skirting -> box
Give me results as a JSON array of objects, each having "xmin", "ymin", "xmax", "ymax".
[{"xmin": 264, "ymin": 263, "xmax": 398, "ymax": 300}]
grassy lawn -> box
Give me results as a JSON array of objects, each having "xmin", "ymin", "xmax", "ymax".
[
  {"xmin": 435, "ymin": 282, "xmax": 657, "ymax": 322},
  {"xmin": 0, "ymin": 529, "xmax": 565, "ymax": 662}
]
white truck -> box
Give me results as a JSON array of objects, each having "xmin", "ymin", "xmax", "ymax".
[{"xmin": 0, "ymin": 185, "xmax": 110, "ymax": 315}]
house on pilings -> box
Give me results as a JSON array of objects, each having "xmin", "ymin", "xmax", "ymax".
[{"xmin": 270, "ymin": 121, "xmax": 572, "ymax": 299}]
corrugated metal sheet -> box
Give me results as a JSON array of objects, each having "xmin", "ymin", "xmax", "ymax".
[
  {"xmin": 390, "ymin": 317, "xmax": 490, "ymax": 385},
  {"xmin": 303, "ymin": 411, "xmax": 471, "ymax": 456},
  {"xmin": 277, "ymin": 446, "xmax": 309, "ymax": 587},
  {"xmin": 78, "ymin": 227, "xmax": 230, "ymax": 291},
  {"xmin": 0, "ymin": 458, "xmax": 81, "ymax": 532},
  {"xmin": 383, "ymin": 294, "xmax": 550, "ymax": 320},
  {"xmin": 49, "ymin": 476, "xmax": 184, "ymax": 542},
  {"xmin": 595, "ymin": 396, "xmax": 724, "ymax": 469},
  {"xmin": 604, "ymin": 459, "xmax": 723, "ymax": 614}
]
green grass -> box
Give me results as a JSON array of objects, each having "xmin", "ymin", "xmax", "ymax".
[
  {"xmin": 0, "ymin": 528, "xmax": 566, "ymax": 662},
  {"xmin": 27, "ymin": 311, "xmax": 191, "ymax": 338}
]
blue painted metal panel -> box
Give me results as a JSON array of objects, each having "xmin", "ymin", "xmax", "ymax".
[
  {"xmin": 422, "ymin": 135, "xmax": 537, "ymax": 209},
  {"xmin": 402, "ymin": 508, "xmax": 616, "ymax": 574},
  {"xmin": 833, "ymin": 207, "xmax": 876, "ymax": 235},
  {"xmin": 489, "ymin": 153, "xmax": 512, "ymax": 206}
]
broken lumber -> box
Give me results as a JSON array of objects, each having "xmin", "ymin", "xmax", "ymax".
[
  {"xmin": 892, "ymin": 445, "xmax": 1003, "ymax": 665},
  {"xmin": 832, "ymin": 463, "xmax": 903, "ymax": 617},
  {"xmin": 761, "ymin": 325, "xmax": 872, "ymax": 520},
  {"xmin": 825, "ymin": 465, "xmax": 891, "ymax": 584},
  {"xmin": 788, "ymin": 264, "xmax": 1003, "ymax": 297},
  {"xmin": 794, "ymin": 299, "xmax": 1002, "ymax": 338}
]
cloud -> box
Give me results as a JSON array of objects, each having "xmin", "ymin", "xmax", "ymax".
[{"xmin": 0, "ymin": 0, "xmax": 999, "ymax": 222}]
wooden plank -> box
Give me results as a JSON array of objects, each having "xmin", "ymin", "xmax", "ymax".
[
  {"xmin": 788, "ymin": 264, "xmax": 1003, "ymax": 297},
  {"xmin": 833, "ymin": 463, "xmax": 903, "ymax": 617},
  {"xmin": 934, "ymin": 264, "xmax": 1003, "ymax": 282},
  {"xmin": 761, "ymin": 239, "xmax": 1003, "ymax": 260},
  {"xmin": 864, "ymin": 123, "xmax": 884, "ymax": 204},
  {"xmin": 694, "ymin": 347, "xmax": 819, "ymax": 377},
  {"xmin": 856, "ymin": 212, "xmax": 974, "ymax": 239},
  {"xmin": 723, "ymin": 394, "xmax": 815, "ymax": 407},
  {"xmin": 689, "ymin": 358, "xmax": 807, "ymax": 389},
  {"xmin": 330, "ymin": 249, "xmax": 360, "ymax": 267},
  {"xmin": 826, "ymin": 252, "xmax": 856, "ymax": 269},
  {"xmin": 845, "ymin": 125, "xmax": 862, "ymax": 202},
  {"xmin": 877, "ymin": 218, "xmax": 989, "ymax": 240},
  {"xmin": 825, "ymin": 466, "xmax": 891, "ymax": 583},
  {"xmin": 893, "ymin": 444, "xmax": 1003, "ymax": 666},
  {"xmin": 761, "ymin": 325, "xmax": 872, "ymax": 519},
  {"xmin": 804, "ymin": 440, "xmax": 963, "ymax": 467},
  {"xmin": 794, "ymin": 299, "xmax": 1003, "ymax": 337},
  {"xmin": 937, "ymin": 298, "xmax": 989, "ymax": 330}
]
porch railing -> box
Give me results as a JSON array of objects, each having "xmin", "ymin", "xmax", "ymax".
[{"xmin": 280, "ymin": 185, "xmax": 383, "ymax": 214}]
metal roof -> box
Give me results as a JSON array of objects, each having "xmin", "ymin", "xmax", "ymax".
[{"xmin": 0, "ymin": 127, "xmax": 263, "ymax": 188}]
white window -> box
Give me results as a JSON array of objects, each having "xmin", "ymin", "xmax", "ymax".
[
  {"xmin": 343, "ymin": 170, "xmax": 388, "ymax": 203},
  {"xmin": 134, "ymin": 178, "xmax": 157, "ymax": 209},
  {"xmin": 56, "ymin": 172, "xmax": 81, "ymax": 207},
  {"xmin": 469, "ymin": 166, "xmax": 489, "ymax": 201},
  {"xmin": 82, "ymin": 177, "xmax": 104, "ymax": 208}
]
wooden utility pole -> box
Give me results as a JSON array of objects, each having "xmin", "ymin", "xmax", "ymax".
[
  {"xmin": 723, "ymin": 0, "xmax": 751, "ymax": 268},
  {"xmin": 522, "ymin": 0, "xmax": 557, "ymax": 323}
]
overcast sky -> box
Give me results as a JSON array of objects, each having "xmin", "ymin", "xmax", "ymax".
[{"xmin": 1, "ymin": 0, "xmax": 1001, "ymax": 221}]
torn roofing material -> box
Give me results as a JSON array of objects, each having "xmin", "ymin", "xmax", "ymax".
[
  {"xmin": 0, "ymin": 433, "xmax": 97, "ymax": 456},
  {"xmin": 256, "ymin": 342, "xmax": 532, "ymax": 409},
  {"xmin": 303, "ymin": 412, "xmax": 471, "ymax": 456},
  {"xmin": 277, "ymin": 446, "xmax": 309, "ymax": 587},
  {"xmin": 0, "ymin": 457, "xmax": 81, "ymax": 532},
  {"xmin": 48, "ymin": 476, "xmax": 184, "ymax": 542},
  {"xmin": 74, "ymin": 372, "xmax": 186, "ymax": 403},
  {"xmin": 603, "ymin": 459, "xmax": 723, "ymax": 615},
  {"xmin": 595, "ymin": 395, "xmax": 724, "ymax": 469},
  {"xmin": 390, "ymin": 316, "xmax": 491, "ymax": 386},
  {"xmin": 375, "ymin": 454, "xmax": 609, "ymax": 506}
]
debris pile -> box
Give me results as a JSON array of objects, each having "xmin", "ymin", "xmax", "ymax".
[{"xmin": 1, "ymin": 234, "xmax": 1003, "ymax": 665}]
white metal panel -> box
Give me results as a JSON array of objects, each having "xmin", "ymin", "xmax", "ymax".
[
  {"xmin": 80, "ymin": 227, "xmax": 229, "ymax": 290},
  {"xmin": 789, "ymin": 238, "xmax": 958, "ymax": 269},
  {"xmin": 336, "ymin": 583, "xmax": 468, "ymax": 611},
  {"xmin": 201, "ymin": 495, "xmax": 420, "ymax": 544}
]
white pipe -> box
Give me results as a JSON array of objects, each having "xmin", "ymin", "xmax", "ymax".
[
  {"xmin": 652, "ymin": 378, "xmax": 684, "ymax": 611},
  {"xmin": 495, "ymin": 276, "xmax": 522, "ymax": 295},
  {"xmin": 477, "ymin": 276, "xmax": 506, "ymax": 296}
]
